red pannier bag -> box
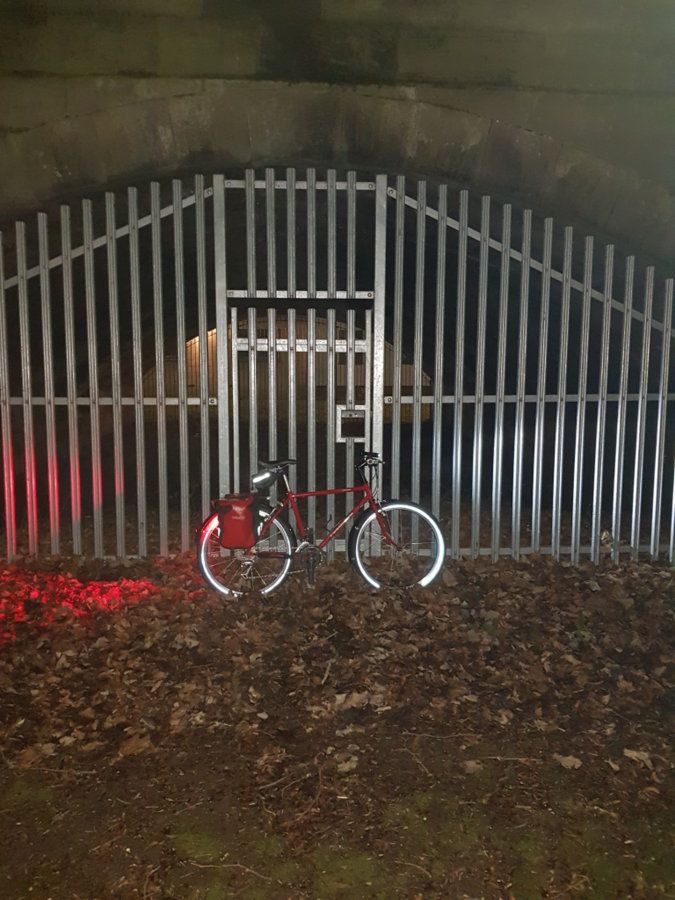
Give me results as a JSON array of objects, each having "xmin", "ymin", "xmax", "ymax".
[{"xmin": 213, "ymin": 493, "xmax": 261, "ymax": 550}]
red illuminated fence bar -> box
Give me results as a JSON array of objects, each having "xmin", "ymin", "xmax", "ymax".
[{"xmin": 0, "ymin": 170, "xmax": 673, "ymax": 565}]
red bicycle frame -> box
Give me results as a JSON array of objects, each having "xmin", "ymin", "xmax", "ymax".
[{"xmin": 263, "ymin": 479, "xmax": 396, "ymax": 551}]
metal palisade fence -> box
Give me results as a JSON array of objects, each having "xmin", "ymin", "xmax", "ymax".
[{"xmin": 0, "ymin": 170, "xmax": 672, "ymax": 563}]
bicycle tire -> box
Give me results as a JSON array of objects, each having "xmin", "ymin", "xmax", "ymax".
[
  {"xmin": 350, "ymin": 500, "xmax": 445, "ymax": 589},
  {"xmin": 197, "ymin": 507, "xmax": 296, "ymax": 597}
]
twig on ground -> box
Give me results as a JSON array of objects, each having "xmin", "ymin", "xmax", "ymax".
[
  {"xmin": 142, "ymin": 865, "xmax": 160, "ymax": 900},
  {"xmin": 477, "ymin": 756, "xmax": 541, "ymax": 763},
  {"xmin": 188, "ymin": 861, "xmax": 272, "ymax": 882},
  {"xmin": 398, "ymin": 747, "xmax": 433, "ymax": 778},
  {"xmin": 321, "ymin": 659, "xmax": 333, "ymax": 685},
  {"xmin": 293, "ymin": 765, "xmax": 324, "ymax": 823},
  {"xmin": 397, "ymin": 859, "xmax": 433, "ymax": 879}
]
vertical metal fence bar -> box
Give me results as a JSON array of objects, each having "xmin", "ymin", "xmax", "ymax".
[
  {"xmin": 512, "ymin": 210, "xmax": 531, "ymax": 558},
  {"xmin": 346, "ymin": 170, "xmax": 357, "ymax": 488},
  {"xmin": 151, "ymin": 182, "xmax": 168, "ymax": 555},
  {"xmin": 552, "ymin": 226, "xmax": 573, "ymax": 559},
  {"xmin": 491, "ymin": 204, "xmax": 511, "ymax": 561},
  {"xmin": 391, "ymin": 176, "xmax": 405, "ymax": 506},
  {"xmin": 471, "ymin": 195, "xmax": 490, "ymax": 556},
  {"xmin": 532, "ymin": 217, "xmax": 552, "ymax": 553},
  {"xmin": 630, "ymin": 266, "xmax": 654, "ymax": 558},
  {"xmin": 364, "ymin": 309, "xmax": 372, "ymax": 452},
  {"xmin": 230, "ymin": 308, "xmax": 240, "ymax": 492},
  {"xmin": 411, "ymin": 180, "xmax": 426, "ymax": 532},
  {"xmin": 611, "ymin": 256, "xmax": 634, "ymax": 562},
  {"xmin": 0, "ymin": 234, "xmax": 17, "ymax": 559},
  {"xmin": 61, "ymin": 206, "xmax": 82, "ymax": 556},
  {"xmin": 670, "ymin": 459, "xmax": 675, "ymax": 564},
  {"xmin": 172, "ymin": 180, "xmax": 190, "ymax": 551},
  {"xmin": 16, "ymin": 222, "xmax": 38, "ymax": 554},
  {"xmin": 326, "ymin": 170, "xmax": 337, "ymax": 553},
  {"xmin": 82, "ymin": 202, "xmax": 103, "ymax": 557},
  {"xmin": 591, "ymin": 244, "xmax": 614, "ymax": 563},
  {"xmin": 431, "ymin": 185, "xmax": 447, "ymax": 521},
  {"xmin": 128, "ymin": 188, "xmax": 147, "ymax": 555},
  {"xmin": 571, "ymin": 236, "xmax": 593, "ymax": 564},
  {"xmin": 286, "ymin": 167, "xmax": 297, "ymax": 491},
  {"xmin": 372, "ymin": 175, "xmax": 388, "ymax": 468},
  {"xmin": 38, "ymin": 213, "xmax": 60, "ymax": 555},
  {"xmin": 245, "ymin": 170, "xmax": 258, "ymax": 481},
  {"xmin": 452, "ymin": 190, "xmax": 469, "ymax": 558},
  {"xmin": 213, "ymin": 175, "xmax": 230, "ymax": 499},
  {"xmin": 265, "ymin": 169, "xmax": 277, "ymax": 498},
  {"xmin": 307, "ymin": 168, "xmax": 317, "ymax": 532},
  {"xmin": 194, "ymin": 175, "xmax": 210, "ymax": 519},
  {"xmin": 105, "ymin": 194, "xmax": 125, "ymax": 557},
  {"xmin": 650, "ymin": 279, "xmax": 673, "ymax": 559}
]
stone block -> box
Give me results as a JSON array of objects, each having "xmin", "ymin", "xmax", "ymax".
[
  {"xmin": 64, "ymin": 75, "xmax": 202, "ymax": 118},
  {"xmin": 244, "ymin": 83, "xmax": 344, "ymax": 168},
  {"xmin": 0, "ymin": 0, "xmax": 203, "ymax": 16},
  {"xmin": 397, "ymin": 28, "xmax": 675, "ymax": 93},
  {"xmin": 322, "ymin": 0, "xmax": 675, "ymax": 35},
  {"xmin": 472, "ymin": 120, "xmax": 560, "ymax": 209},
  {"xmin": 413, "ymin": 102, "xmax": 492, "ymax": 186},
  {"xmin": 0, "ymin": 15, "xmax": 261, "ymax": 79},
  {"xmin": 0, "ymin": 129, "xmax": 62, "ymax": 222},
  {"xmin": 154, "ymin": 18, "xmax": 261, "ymax": 78},
  {"xmin": 259, "ymin": 20, "xmax": 397, "ymax": 84},
  {"xmin": 0, "ymin": 76, "xmax": 67, "ymax": 130},
  {"xmin": 0, "ymin": 16, "xmax": 158, "ymax": 76},
  {"xmin": 538, "ymin": 146, "xmax": 630, "ymax": 242},
  {"xmin": 167, "ymin": 84, "xmax": 251, "ymax": 169}
]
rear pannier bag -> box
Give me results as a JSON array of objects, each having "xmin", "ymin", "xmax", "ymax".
[{"xmin": 212, "ymin": 494, "xmax": 262, "ymax": 550}]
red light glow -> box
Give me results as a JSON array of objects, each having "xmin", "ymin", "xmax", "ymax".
[{"xmin": 0, "ymin": 568, "xmax": 161, "ymax": 644}]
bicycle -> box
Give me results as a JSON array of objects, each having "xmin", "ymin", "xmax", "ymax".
[{"xmin": 196, "ymin": 451, "xmax": 445, "ymax": 596}]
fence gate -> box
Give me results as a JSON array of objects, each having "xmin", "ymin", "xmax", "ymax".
[
  {"xmin": 220, "ymin": 171, "xmax": 386, "ymax": 554},
  {"xmin": 0, "ymin": 169, "xmax": 673, "ymax": 563}
]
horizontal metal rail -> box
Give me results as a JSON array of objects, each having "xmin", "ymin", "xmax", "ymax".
[
  {"xmin": 8, "ymin": 391, "xmax": 674, "ymax": 407},
  {"xmin": 385, "ymin": 393, "xmax": 675, "ymax": 404}
]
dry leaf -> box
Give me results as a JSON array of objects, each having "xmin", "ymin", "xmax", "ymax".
[
  {"xmin": 623, "ymin": 749, "xmax": 653, "ymax": 769},
  {"xmin": 118, "ymin": 734, "xmax": 153, "ymax": 757},
  {"xmin": 14, "ymin": 746, "xmax": 39, "ymax": 769},
  {"xmin": 463, "ymin": 760, "xmax": 484, "ymax": 775},
  {"xmin": 553, "ymin": 753, "xmax": 582, "ymax": 770}
]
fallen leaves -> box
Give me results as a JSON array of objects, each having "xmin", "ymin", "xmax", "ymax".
[{"xmin": 0, "ymin": 551, "xmax": 670, "ymax": 855}]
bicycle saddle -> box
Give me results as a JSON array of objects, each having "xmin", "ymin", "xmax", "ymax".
[{"xmin": 259, "ymin": 458, "xmax": 297, "ymax": 472}]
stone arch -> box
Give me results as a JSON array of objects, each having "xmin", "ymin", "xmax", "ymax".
[{"xmin": 1, "ymin": 79, "xmax": 674, "ymax": 269}]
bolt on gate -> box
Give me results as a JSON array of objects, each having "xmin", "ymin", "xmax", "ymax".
[{"xmin": 0, "ymin": 169, "xmax": 673, "ymax": 563}]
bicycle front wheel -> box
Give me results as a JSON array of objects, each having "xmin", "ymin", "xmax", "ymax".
[
  {"xmin": 197, "ymin": 508, "xmax": 295, "ymax": 597},
  {"xmin": 350, "ymin": 501, "xmax": 445, "ymax": 589}
]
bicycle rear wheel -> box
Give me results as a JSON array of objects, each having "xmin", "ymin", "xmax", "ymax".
[
  {"xmin": 197, "ymin": 509, "xmax": 295, "ymax": 597},
  {"xmin": 351, "ymin": 501, "xmax": 445, "ymax": 589}
]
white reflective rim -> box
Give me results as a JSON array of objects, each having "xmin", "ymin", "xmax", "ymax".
[
  {"xmin": 354, "ymin": 502, "xmax": 446, "ymax": 589},
  {"xmin": 199, "ymin": 512, "xmax": 291, "ymax": 596}
]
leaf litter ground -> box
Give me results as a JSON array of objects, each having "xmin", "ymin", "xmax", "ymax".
[{"xmin": 0, "ymin": 554, "xmax": 672, "ymax": 898}]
